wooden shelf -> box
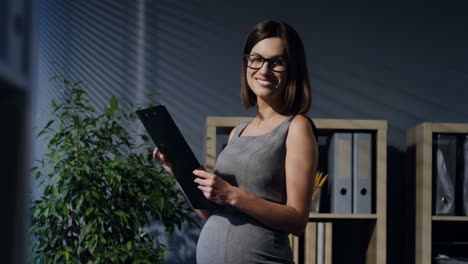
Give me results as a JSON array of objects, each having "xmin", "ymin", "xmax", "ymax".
[
  {"xmin": 432, "ymin": 216, "xmax": 468, "ymax": 222},
  {"xmin": 206, "ymin": 117, "xmax": 387, "ymax": 264},
  {"xmin": 309, "ymin": 213, "xmax": 377, "ymax": 220}
]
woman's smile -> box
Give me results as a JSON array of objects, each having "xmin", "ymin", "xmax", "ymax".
[{"xmin": 255, "ymin": 78, "xmax": 276, "ymax": 87}]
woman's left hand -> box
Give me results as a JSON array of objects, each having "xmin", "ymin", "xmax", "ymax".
[{"xmin": 193, "ymin": 169, "xmax": 237, "ymax": 205}]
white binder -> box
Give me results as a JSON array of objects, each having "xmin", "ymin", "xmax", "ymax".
[
  {"xmin": 328, "ymin": 133, "xmax": 352, "ymax": 213},
  {"xmin": 316, "ymin": 222, "xmax": 325, "ymax": 264},
  {"xmin": 352, "ymin": 133, "xmax": 372, "ymax": 214}
]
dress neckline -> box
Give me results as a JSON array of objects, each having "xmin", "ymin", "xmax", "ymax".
[{"xmin": 237, "ymin": 115, "xmax": 294, "ymax": 138}]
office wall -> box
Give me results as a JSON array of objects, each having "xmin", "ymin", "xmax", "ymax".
[
  {"xmin": 32, "ymin": 1, "xmax": 468, "ymax": 263},
  {"xmin": 1, "ymin": 0, "xmax": 33, "ymax": 263}
]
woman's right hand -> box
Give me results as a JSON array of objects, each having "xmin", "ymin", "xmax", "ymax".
[{"xmin": 153, "ymin": 147, "xmax": 174, "ymax": 176}]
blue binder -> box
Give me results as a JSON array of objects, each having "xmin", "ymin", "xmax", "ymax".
[
  {"xmin": 352, "ymin": 133, "xmax": 372, "ymax": 214},
  {"xmin": 328, "ymin": 133, "xmax": 352, "ymax": 213}
]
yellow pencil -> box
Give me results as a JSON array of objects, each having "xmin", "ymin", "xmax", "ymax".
[
  {"xmin": 315, "ymin": 171, "xmax": 323, "ymax": 186},
  {"xmin": 318, "ymin": 175, "xmax": 328, "ymax": 187},
  {"xmin": 314, "ymin": 171, "xmax": 328, "ymax": 187}
]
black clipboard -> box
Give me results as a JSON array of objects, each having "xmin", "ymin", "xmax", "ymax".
[{"xmin": 136, "ymin": 105, "xmax": 218, "ymax": 210}]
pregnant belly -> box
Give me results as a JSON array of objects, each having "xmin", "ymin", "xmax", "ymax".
[{"xmin": 197, "ymin": 210, "xmax": 293, "ymax": 264}]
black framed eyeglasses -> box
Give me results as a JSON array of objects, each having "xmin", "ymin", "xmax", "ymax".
[{"xmin": 245, "ymin": 54, "xmax": 287, "ymax": 72}]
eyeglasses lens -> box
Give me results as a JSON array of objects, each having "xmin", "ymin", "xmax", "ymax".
[{"xmin": 247, "ymin": 55, "xmax": 286, "ymax": 72}]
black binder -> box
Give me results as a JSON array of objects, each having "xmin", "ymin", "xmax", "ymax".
[
  {"xmin": 136, "ymin": 105, "xmax": 218, "ymax": 210},
  {"xmin": 434, "ymin": 134, "xmax": 457, "ymax": 215},
  {"xmin": 463, "ymin": 136, "xmax": 468, "ymax": 216}
]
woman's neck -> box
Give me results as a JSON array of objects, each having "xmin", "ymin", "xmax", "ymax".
[{"xmin": 256, "ymin": 98, "xmax": 285, "ymax": 122}]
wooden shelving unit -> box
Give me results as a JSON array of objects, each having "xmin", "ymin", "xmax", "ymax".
[
  {"xmin": 205, "ymin": 117, "xmax": 387, "ymax": 264},
  {"xmin": 407, "ymin": 122, "xmax": 468, "ymax": 264}
]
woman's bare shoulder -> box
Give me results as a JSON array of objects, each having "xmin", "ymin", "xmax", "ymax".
[{"xmin": 289, "ymin": 115, "xmax": 314, "ymax": 136}]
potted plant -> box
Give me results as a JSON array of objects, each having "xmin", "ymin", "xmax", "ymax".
[{"xmin": 30, "ymin": 71, "xmax": 196, "ymax": 263}]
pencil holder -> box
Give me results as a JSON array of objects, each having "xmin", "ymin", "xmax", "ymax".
[{"xmin": 310, "ymin": 186, "xmax": 322, "ymax": 213}]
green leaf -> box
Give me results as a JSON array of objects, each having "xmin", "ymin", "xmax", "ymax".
[
  {"xmin": 90, "ymin": 190, "xmax": 100, "ymax": 199},
  {"xmin": 44, "ymin": 119, "xmax": 55, "ymax": 130},
  {"xmin": 49, "ymin": 75, "xmax": 59, "ymax": 81},
  {"xmin": 81, "ymin": 223, "xmax": 93, "ymax": 236},
  {"xmin": 110, "ymin": 96, "xmax": 118, "ymax": 113},
  {"xmin": 53, "ymin": 250, "xmax": 63, "ymax": 262},
  {"xmin": 158, "ymin": 198, "xmax": 164, "ymax": 211},
  {"xmin": 36, "ymin": 129, "xmax": 48, "ymax": 139},
  {"xmin": 76, "ymin": 195, "xmax": 84, "ymax": 212},
  {"xmin": 51, "ymin": 99, "xmax": 58, "ymax": 110},
  {"xmin": 85, "ymin": 207, "xmax": 94, "ymax": 215},
  {"xmin": 115, "ymin": 210, "xmax": 125, "ymax": 218},
  {"xmin": 34, "ymin": 170, "xmax": 42, "ymax": 180},
  {"xmin": 33, "ymin": 208, "xmax": 41, "ymax": 218},
  {"xmin": 136, "ymin": 170, "xmax": 144, "ymax": 178},
  {"xmin": 104, "ymin": 107, "xmax": 112, "ymax": 117}
]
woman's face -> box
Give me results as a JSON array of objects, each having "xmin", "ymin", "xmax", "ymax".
[{"xmin": 246, "ymin": 37, "xmax": 288, "ymax": 102}]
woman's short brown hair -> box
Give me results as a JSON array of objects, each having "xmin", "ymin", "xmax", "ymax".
[{"xmin": 241, "ymin": 20, "xmax": 311, "ymax": 115}]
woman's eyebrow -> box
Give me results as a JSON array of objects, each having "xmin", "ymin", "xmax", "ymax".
[{"xmin": 250, "ymin": 53, "xmax": 285, "ymax": 59}]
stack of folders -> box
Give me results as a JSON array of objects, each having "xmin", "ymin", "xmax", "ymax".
[
  {"xmin": 328, "ymin": 133, "xmax": 373, "ymax": 214},
  {"xmin": 433, "ymin": 134, "xmax": 468, "ymax": 216}
]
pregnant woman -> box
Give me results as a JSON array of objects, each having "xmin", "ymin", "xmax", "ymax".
[{"xmin": 154, "ymin": 20, "xmax": 318, "ymax": 264}]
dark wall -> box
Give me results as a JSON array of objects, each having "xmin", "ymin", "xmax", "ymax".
[
  {"xmin": 1, "ymin": 0, "xmax": 32, "ymax": 263},
  {"xmin": 33, "ymin": 1, "xmax": 468, "ymax": 263},
  {"xmin": 1, "ymin": 82, "xmax": 28, "ymax": 264}
]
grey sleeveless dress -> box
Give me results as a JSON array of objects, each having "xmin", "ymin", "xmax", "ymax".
[{"xmin": 196, "ymin": 115, "xmax": 296, "ymax": 264}]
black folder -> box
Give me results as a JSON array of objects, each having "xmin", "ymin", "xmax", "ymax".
[
  {"xmin": 136, "ymin": 105, "xmax": 218, "ymax": 210},
  {"xmin": 433, "ymin": 134, "xmax": 457, "ymax": 215}
]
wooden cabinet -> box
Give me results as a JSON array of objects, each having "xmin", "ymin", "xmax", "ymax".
[
  {"xmin": 205, "ymin": 117, "xmax": 387, "ymax": 264},
  {"xmin": 407, "ymin": 123, "xmax": 468, "ymax": 264}
]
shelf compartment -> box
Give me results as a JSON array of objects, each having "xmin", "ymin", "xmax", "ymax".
[{"xmin": 407, "ymin": 122, "xmax": 468, "ymax": 264}]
